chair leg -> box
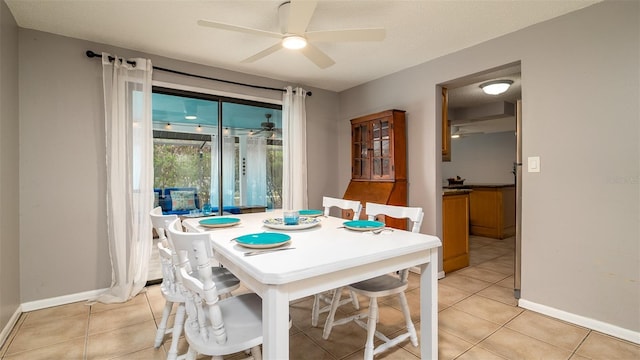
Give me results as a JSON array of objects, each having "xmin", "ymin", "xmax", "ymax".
[
  {"xmin": 250, "ymin": 345, "xmax": 262, "ymax": 360},
  {"xmin": 311, "ymin": 294, "xmax": 321, "ymax": 327},
  {"xmin": 322, "ymin": 287, "xmax": 344, "ymax": 340},
  {"xmin": 363, "ymin": 297, "xmax": 378, "ymax": 360},
  {"xmin": 154, "ymin": 300, "xmax": 174, "ymax": 348},
  {"xmin": 167, "ymin": 303, "xmax": 186, "ymax": 360},
  {"xmin": 349, "ymin": 289, "xmax": 360, "ymax": 310},
  {"xmin": 185, "ymin": 347, "xmax": 197, "ymax": 360},
  {"xmin": 398, "ymin": 292, "xmax": 419, "ymax": 347}
]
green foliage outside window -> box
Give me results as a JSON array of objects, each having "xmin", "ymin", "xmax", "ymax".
[
  {"xmin": 153, "ymin": 142, "xmax": 211, "ymax": 205},
  {"xmin": 153, "ymin": 140, "xmax": 282, "ymax": 209}
]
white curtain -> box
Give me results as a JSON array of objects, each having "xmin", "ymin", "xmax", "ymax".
[
  {"xmin": 245, "ymin": 136, "xmax": 267, "ymax": 206},
  {"xmin": 282, "ymin": 86, "xmax": 308, "ymax": 210},
  {"xmin": 96, "ymin": 53, "xmax": 153, "ymax": 303},
  {"xmin": 211, "ymin": 135, "xmax": 237, "ymax": 209}
]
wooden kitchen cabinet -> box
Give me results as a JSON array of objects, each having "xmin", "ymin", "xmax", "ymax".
[
  {"xmin": 469, "ymin": 185, "xmax": 516, "ymax": 239},
  {"xmin": 443, "ymin": 192, "xmax": 470, "ymax": 273},
  {"xmin": 343, "ymin": 110, "xmax": 407, "ymax": 229}
]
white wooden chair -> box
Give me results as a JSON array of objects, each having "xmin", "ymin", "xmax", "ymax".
[
  {"xmin": 310, "ymin": 196, "xmax": 363, "ymax": 327},
  {"xmin": 322, "ymin": 202, "xmax": 424, "ymax": 360},
  {"xmin": 150, "ymin": 207, "xmax": 185, "ymax": 360},
  {"xmin": 168, "ymin": 218, "xmax": 264, "ymax": 360},
  {"xmin": 150, "ymin": 207, "xmax": 240, "ymax": 360},
  {"xmin": 165, "ymin": 217, "xmax": 241, "ymax": 297}
]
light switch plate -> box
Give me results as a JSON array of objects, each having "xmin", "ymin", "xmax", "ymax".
[{"xmin": 528, "ymin": 156, "xmax": 540, "ymax": 172}]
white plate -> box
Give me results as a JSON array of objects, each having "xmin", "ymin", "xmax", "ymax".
[{"xmin": 262, "ymin": 216, "xmax": 321, "ymax": 230}]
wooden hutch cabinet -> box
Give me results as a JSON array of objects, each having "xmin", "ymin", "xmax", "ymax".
[
  {"xmin": 342, "ymin": 110, "xmax": 407, "ymax": 229},
  {"xmin": 351, "ymin": 110, "xmax": 406, "ymax": 181}
]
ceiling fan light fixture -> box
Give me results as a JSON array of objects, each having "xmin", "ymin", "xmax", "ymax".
[
  {"xmin": 480, "ymin": 80, "xmax": 513, "ymax": 95},
  {"xmin": 282, "ymin": 35, "xmax": 307, "ymax": 49}
]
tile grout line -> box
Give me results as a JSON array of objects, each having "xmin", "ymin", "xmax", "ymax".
[
  {"xmin": 448, "ymin": 237, "xmax": 517, "ymax": 359},
  {"xmin": 83, "ymin": 304, "xmax": 91, "ymax": 360},
  {"xmin": 497, "ymin": 312, "xmax": 588, "ymax": 358},
  {"xmin": 569, "ymin": 329, "xmax": 592, "ymax": 359}
]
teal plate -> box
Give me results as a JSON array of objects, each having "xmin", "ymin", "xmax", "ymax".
[
  {"xmin": 343, "ymin": 220, "xmax": 385, "ymax": 231},
  {"xmin": 199, "ymin": 217, "xmax": 240, "ymax": 228},
  {"xmin": 298, "ymin": 209, "xmax": 323, "ymax": 217},
  {"xmin": 235, "ymin": 232, "xmax": 292, "ymax": 249}
]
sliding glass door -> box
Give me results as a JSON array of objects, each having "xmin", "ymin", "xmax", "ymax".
[{"xmin": 151, "ymin": 87, "xmax": 282, "ymax": 215}]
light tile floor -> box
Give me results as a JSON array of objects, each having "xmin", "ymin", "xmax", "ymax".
[{"xmin": 2, "ymin": 236, "xmax": 639, "ymax": 359}]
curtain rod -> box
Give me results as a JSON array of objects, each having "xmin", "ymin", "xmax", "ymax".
[{"xmin": 85, "ymin": 50, "xmax": 311, "ymax": 96}]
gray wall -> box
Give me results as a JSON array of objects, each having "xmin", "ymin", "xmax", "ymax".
[
  {"xmin": 16, "ymin": 29, "xmax": 339, "ymax": 302},
  {"xmin": 339, "ymin": 1, "xmax": 639, "ymax": 335},
  {"xmin": 442, "ymin": 131, "xmax": 516, "ymax": 185},
  {"xmin": 0, "ymin": 0, "xmax": 20, "ymax": 338},
  {"xmin": 4, "ymin": 0, "xmax": 638, "ymax": 342}
]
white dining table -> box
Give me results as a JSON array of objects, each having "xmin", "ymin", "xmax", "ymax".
[{"xmin": 182, "ymin": 211, "xmax": 441, "ymax": 359}]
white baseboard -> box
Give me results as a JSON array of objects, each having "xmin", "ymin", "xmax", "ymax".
[
  {"xmin": 21, "ymin": 288, "xmax": 108, "ymax": 312},
  {"xmin": 518, "ymin": 298, "xmax": 640, "ymax": 345},
  {"xmin": 2, "ymin": 287, "xmax": 109, "ymax": 348},
  {"xmin": 0, "ymin": 306, "xmax": 22, "ymax": 349}
]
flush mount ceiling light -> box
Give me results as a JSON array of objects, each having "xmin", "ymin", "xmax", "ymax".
[
  {"xmin": 480, "ymin": 80, "xmax": 513, "ymax": 95},
  {"xmin": 282, "ymin": 35, "xmax": 307, "ymax": 49}
]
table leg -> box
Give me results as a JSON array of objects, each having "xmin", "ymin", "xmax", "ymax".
[
  {"xmin": 420, "ymin": 248, "xmax": 438, "ymax": 359},
  {"xmin": 262, "ymin": 285, "xmax": 290, "ymax": 359}
]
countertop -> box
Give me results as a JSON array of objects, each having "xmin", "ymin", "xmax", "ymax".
[
  {"xmin": 443, "ymin": 183, "xmax": 515, "ymax": 196},
  {"xmin": 443, "ymin": 188, "xmax": 472, "ymax": 196},
  {"xmin": 444, "ymin": 183, "xmax": 515, "ymax": 189}
]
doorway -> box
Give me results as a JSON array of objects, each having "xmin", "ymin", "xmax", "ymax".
[{"xmin": 438, "ymin": 62, "xmax": 522, "ymax": 297}]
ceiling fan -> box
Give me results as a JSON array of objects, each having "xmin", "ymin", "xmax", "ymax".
[
  {"xmin": 197, "ymin": 0, "xmax": 386, "ymax": 69},
  {"xmin": 253, "ymin": 114, "xmax": 281, "ymax": 138}
]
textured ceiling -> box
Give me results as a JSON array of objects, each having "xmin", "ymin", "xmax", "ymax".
[{"xmin": 6, "ymin": 0, "xmax": 600, "ymax": 93}]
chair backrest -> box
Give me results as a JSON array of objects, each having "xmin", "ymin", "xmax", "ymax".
[
  {"xmin": 322, "ymin": 196, "xmax": 362, "ymax": 220},
  {"xmin": 166, "ymin": 218, "xmax": 215, "ymax": 277},
  {"xmin": 173, "ymin": 228, "xmax": 228, "ymax": 345},
  {"xmin": 150, "ymin": 206, "xmax": 178, "ymax": 241},
  {"xmin": 150, "ymin": 207, "xmax": 181, "ymax": 295},
  {"xmin": 366, "ymin": 202, "xmax": 424, "ymax": 282},
  {"xmin": 157, "ymin": 237, "xmax": 179, "ymax": 295},
  {"xmin": 365, "ymin": 202, "xmax": 424, "ymax": 233}
]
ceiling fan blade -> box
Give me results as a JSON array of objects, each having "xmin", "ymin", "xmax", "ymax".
[
  {"xmin": 286, "ymin": 0, "xmax": 317, "ymax": 34},
  {"xmin": 241, "ymin": 43, "xmax": 283, "ymax": 63},
  {"xmin": 198, "ymin": 19, "xmax": 282, "ymax": 39},
  {"xmin": 306, "ymin": 28, "xmax": 386, "ymax": 42},
  {"xmin": 300, "ymin": 43, "xmax": 335, "ymax": 69}
]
